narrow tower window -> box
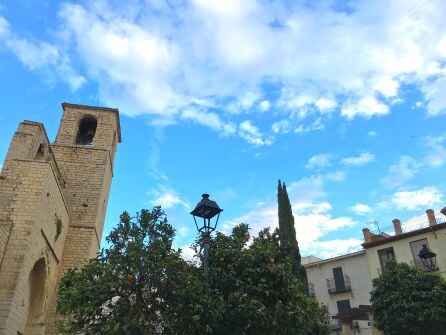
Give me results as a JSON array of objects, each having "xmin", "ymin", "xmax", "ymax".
[
  {"xmin": 76, "ymin": 117, "xmax": 97, "ymax": 146},
  {"xmin": 35, "ymin": 143, "xmax": 45, "ymax": 160}
]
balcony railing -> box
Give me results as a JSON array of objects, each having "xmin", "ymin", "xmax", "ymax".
[
  {"xmin": 329, "ymin": 316, "xmax": 341, "ymax": 331},
  {"xmin": 326, "ymin": 275, "xmax": 351, "ymax": 294}
]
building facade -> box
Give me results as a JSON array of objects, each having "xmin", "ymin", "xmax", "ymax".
[
  {"xmin": 304, "ymin": 207, "xmax": 446, "ymax": 335},
  {"xmin": 0, "ymin": 103, "xmax": 121, "ymax": 335},
  {"xmin": 303, "ymin": 251, "xmax": 375, "ymax": 335},
  {"xmin": 362, "ymin": 209, "xmax": 446, "ymax": 279}
]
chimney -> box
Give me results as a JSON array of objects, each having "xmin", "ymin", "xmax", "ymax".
[
  {"xmin": 426, "ymin": 209, "xmax": 436, "ymax": 226},
  {"xmin": 362, "ymin": 228, "xmax": 372, "ymax": 243},
  {"xmin": 392, "ymin": 219, "xmax": 402, "ymax": 235}
]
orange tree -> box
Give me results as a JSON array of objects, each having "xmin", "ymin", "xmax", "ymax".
[
  {"xmin": 57, "ymin": 207, "xmax": 211, "ymax": 334},
  {"xmin": 203, "ymin": 224, "xmax": 329, "ymax": 334},
  {"xmin": 57, "ymin": 207, "xmax": 329, "ymax": 334}
]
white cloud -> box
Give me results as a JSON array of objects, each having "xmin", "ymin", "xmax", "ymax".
[
  {"xmin": 325, "ymin": 171, "xmax": 346, "ymax": 182},
  {"xmin": 238, "ymin": 120, "xmax": 272, "ymax": 146},
  {"xmin": 271, "ymin": 119, "xmax": 291, "ymax": 134},
  {"xmin": 0, "ymin": 15, "xmax": 85, "ymax": 91},
  {"xmin": 425, "ymin": 77, "xmax": 446, "ymax": 116},
  {"xmin": 221, "ymin": 175, "xmax": 357, "ymax": 258},
  {"xmin": 150, "ymin": 188, "xmax": 189, "ymax": 209},
  {"xmin": 4, "ymin": 0, "xmax": 446, "ymax": 140},
  {"xmin": 179, "ymin": 245, "xmax": 197, "ymax": 263},
  {"xmin": 350, "ymin": 203, "xmax": 372, "ymax": 216},
  {"xmin": 227, "ymin": 91, "xmax": 261, "ymax": 114},
  {"xmin": 287, "ymin": 175, "xmax": 326, "ymax": 203},
  {"xmin": 305, "ymin": 239, "xmax": 363, "ymax": 259},
  {"xmin": 222, "ymin": 200, "xmax": 356, "ymax": 255},
  {"xmin": 315, "ymin": 97, "xmax": 337, "ymax": 112},
  {"xmin": 368, "ymin": 131, "xmax": 378, "ymax": 137},
  {"xmin": 181, "ymin": 109, "xmax": 236, "ymax": 135},
  {"xmin": 305, "ymin": 154, "xmax": 332, "ymax": 169},
  {"xmin": 341, "ymin": 152, "xmax": 375, "ymax": 166},
  {"xmin": 341, "ymin": 97, "xmax": 389, "ymax": 119},
  {"xmin": 375, "ymin": 77, "xmax": 399, "ymax": 97},
  {"xmin": 259, "ymin": 100, "xmax": 270, "ymax": 112},
  {"xmin": 380, "ymin": 156, "xmax": 421, "ymax": 188},
  {"xmin": 391, "ymin": 186, "xmax": 443, "ymax": 210},
  {"xmin": 295, "ymin": 118, "xmax": 325, "ymax": 135},
  {"xmin": 7, "ymin": 38, "xmax": 59, "ymax": 71},
  {"xmin": 0, "ymin": 16, "xmax": 10, "ymax": 37},
  {"xmin": 423, "ymin": 134, "xmax": 446, "ymax": 167}
]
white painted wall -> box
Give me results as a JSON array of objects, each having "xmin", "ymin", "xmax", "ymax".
[{"xmin": 304, "ymin": 251, "xmax": 373, "ymax": 335}]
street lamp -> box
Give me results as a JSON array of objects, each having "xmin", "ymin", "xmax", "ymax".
[
  {"xmin": 190, "ymin": 194, "xmax": 223, "ymax": 273},
  {"xmin": 418, "ymin": 244, "xmax": 438, "ymax": 272}
]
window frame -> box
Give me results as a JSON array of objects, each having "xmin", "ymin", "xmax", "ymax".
[{"xmin": 377, "ymin": 247, "xmax": 395, "ymax": 270}]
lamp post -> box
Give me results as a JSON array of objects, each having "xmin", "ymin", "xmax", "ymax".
[
  {"xmin": 418, "ymin": 244, "xmax": 439, "ymax": 272},
  {"xmin": 190, "ymin": 194, "xmax": 223, "ymax": 274}
]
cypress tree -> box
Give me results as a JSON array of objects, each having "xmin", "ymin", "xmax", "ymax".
[{"xmin": 277, "ymin": 180, "xmax": 307, "ymax": 284}]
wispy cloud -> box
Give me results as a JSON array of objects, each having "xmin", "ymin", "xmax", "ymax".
[
  {"xmin": 221, "ymin": 174, "xmax": 357, "ymax": 258},
  {"xmin": 271, "ymin": 119, "xmax": 291, "ymax": 134},
  {"xmin": 0, "ymin": 15, "xmax": 85, "ymax": 91},
  {"xmin": 305, "ymin": 154, "xmax": 332, "ymax": 170},
  {"xmin": 380, "ymin": 156, "xmax": 420, "ymax": 188},
  {"xmin": 423, "ymin": 133, "xmax": 446, "ymax": 167},
  {"xmin": 238, "ymin": 120, "xmax": 273, "ymax": 146},
  {"xmin": 295, "ymin": 118, "xmax": 325, "ymax": 135},
  {"xmin": 305, "ymin": 238, "xmax": 363, "ymax": 259},
  {"xmin": 325, "ymin": 171, "xmax": 346, "ymax": 182},
  {"xmin": 149, "ymin": 187, "xmax": 189, "ymax": 209},
  {"xmin": 350, "ymin": 203, "xmax": 372, "ymax": 216},
  {"xmin": 341, "ymin": 97, "xmax": 389, "ymax": 119},
  {"xmin": 2, "ymin": 0, "xmax": 446, "ymax": 144},
  {"xmin": 341, "ymin": 152, "xmax": 375, "ymax": 166},
  {"xmin": 390, "ymin": 187, "xmax": 443, "ymax": 211}
]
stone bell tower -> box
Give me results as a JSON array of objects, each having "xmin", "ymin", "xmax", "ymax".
[
  {"xmin": 0, "ymin": 102, "xmax": 120, "ymax": 335},
  {"xmin": 46, "ymin": 103, "xmax": 121, "ymax": 334},
  {"xmin": 52, "ymin": 103, "xmax": 121, "ymax": 266}
]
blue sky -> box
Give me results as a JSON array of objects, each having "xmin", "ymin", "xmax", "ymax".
[{"xmin": 1, "ymin": 0, "xmax": 446, "ymax": 259}]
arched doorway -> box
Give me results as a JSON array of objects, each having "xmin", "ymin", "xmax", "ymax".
[{"xmin": 24, "ymin": 258, "xmax": 47, "ymax": 334}]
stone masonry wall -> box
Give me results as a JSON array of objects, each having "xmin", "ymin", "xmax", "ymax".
[
  {"xmin": 0, "ymin": 104, "xmax": 119, "ymax": 335},
  {"xmin": 0, "ymin": 160, "xmax": 69, "ymax": 335},
  {"xmin": 46, "ymin": 104, "xmax": 119, "ymax": 334}
]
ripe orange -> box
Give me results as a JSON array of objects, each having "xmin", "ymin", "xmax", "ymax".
[
  {"xmin": 226, "ymin": 264, "xmax": 234, "ymax": 271},
  {"xmin": 127, "ymin": 274, "xmax": 134, "ymax": 282},
  {"xmin": 219, "ymin": 257, "xmax": 225, "ymax": 263},
  {"xmin": 181, "ymin": 267, "xmax": 187, "ymax": 273},
  {"xmin": 244, "ymin": 235, "xmax": 250, "ymax": 241},
  {"xmin": 160, "ymin": 279, "xmax": 167, "ymax": 286}
]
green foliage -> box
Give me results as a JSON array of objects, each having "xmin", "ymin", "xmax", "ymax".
[
  {"xmin": 203, "ymin": 224, "xmax": 329, "ymax": 334},
  {"xmin": 55, "ymin": 214, "xmax": 62, "ymax": 240},
  {"xmin": 277, "ymin": 180, "xmax": 305, "ymax": 281},
  {"xmin": 370, "ymin": 261, "xmax": 446, "ymax": 335},
  {"xmin": 57, "ymin": 207, "xmax": 210, "ymax": 334},
  {"xmin": 57, "ymin": 207, "xmax": 329, "ymax": 335}
]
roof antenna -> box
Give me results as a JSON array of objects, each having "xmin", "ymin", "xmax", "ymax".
[{"xmin": 367, "ymin": 219, "xmax": 380, "ymax": 233}]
